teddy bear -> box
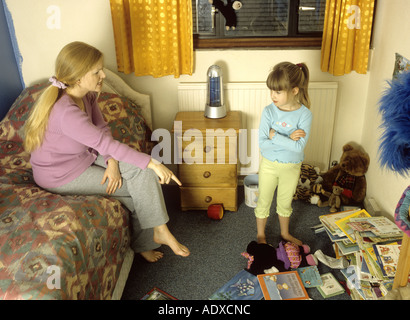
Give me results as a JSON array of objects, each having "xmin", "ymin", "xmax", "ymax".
[
  {"xmin": 312, "ymin": 143, "xmax": 370, "ymax": 206},
  {"xmin": 293, "ymin": 163, "xmax": 322, "ymax": 202},
  {"xmin": 209, "ymin": 0, "xmax": 243, "ymax": 30},
  {"xmin": 243, "ymin": 241, "xmax": 318, "ymax": 276},
  {"xmin": 316, "ymin": 185, "xmax": 344, "ymax": 212}
]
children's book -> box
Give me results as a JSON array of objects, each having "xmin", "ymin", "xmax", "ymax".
[
  {"xmin": 317, "ymin": 272, "xmax": 345, "ymax": 298},
  {"xmin": 257, "ymin": 271, "xmax": 309, "ymax": 300},
  {"xmin": 297, "ymin": 266, "xmax": 323, "ymax": 288},
  {"xmin": 209, "ymin": 269, "xmax": 263, "ymax": 300},
  {"xmin": 336, "ymin": 239, "xmax": 359, "ymax": 255},
  {"xmin": 348, "ymin": 216, "xmax": 403, "ymax": 238},
  {"xmin": 340, "ymin": 268, "xmax": 365, "ymax": 299},
  {"xmin": 311, "ymin": 223, "xmax": 325, "ymax": 234},
  {"xmin": 324, "ymin": 227, "xmax": 349, "ymax": 242},
  {"xmin": 141, "ymin": 287, "xmax": 177, "ymax": 300},
  {"xmin": 373, "ymin": 243, "xmax": 401, "ymax": 278},
  {"xmin": 363, "ymin": 246, "xmax": 387, "ymax": 281},
  {"xmin": 333, "ymin": 243, "xmax": 344, "ymax": 259},
  {"xmin": 319, "ymin": 209, "xmax": 360, "ymax": 236},
  {"xmin": 335, "ymin": 209, "xmax": 371, "ymax": 243}
]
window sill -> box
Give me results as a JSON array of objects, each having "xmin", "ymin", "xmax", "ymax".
[{"xmin": 193, "ymin": 37, "xmax": 323, "ymax": 49}]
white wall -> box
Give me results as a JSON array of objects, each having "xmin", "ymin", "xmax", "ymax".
[
  {"xmin": 361, "ymin": 0, "xmax": 409, "ymax": 216},
  {"xmin": 4, "ymin": 0, "xmax": 118, "ymax": 84},
  {"xmin": 5, "ymin": 0, "xmax": 408, "ymax": 217}
]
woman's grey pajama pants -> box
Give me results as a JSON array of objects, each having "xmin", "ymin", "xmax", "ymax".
[{"xmin": 46, "ymin": 155, "xmax": 169, "ymax": 253}]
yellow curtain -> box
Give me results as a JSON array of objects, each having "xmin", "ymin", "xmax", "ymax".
[
  {"xmin": 109, "ymin": 0, "xmax": 193, "ymax": 78},
  {"xmin": 321, "ymin": 0, "xmax": 375, "ymax": 76}
]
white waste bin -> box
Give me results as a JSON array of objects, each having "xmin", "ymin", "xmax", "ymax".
[{"xmin": 244, "ymin": 174, "xmax": 259, "ymax": 208}]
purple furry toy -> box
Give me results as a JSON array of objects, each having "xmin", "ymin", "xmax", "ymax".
[{"xmin": 378, "ymin": 71, "xmax": 410, "ymax": 176}]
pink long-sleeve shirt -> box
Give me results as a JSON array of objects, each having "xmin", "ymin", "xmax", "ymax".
[{"xmin": 30, "ymin": 92, "xmax": 151, "ymax": 188}]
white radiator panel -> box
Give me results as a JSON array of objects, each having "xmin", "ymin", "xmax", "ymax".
[{"xmin": 178, "ymin": 82, "xmax": 338, "ymax": 174}]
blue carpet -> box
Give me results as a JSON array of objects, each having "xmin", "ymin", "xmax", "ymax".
[{"xmin": 121, "ymin": 185, "xmax": 351, "ymax": 300}]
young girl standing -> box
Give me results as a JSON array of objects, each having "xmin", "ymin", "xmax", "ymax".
[{"xmin": 255, "ymin": 62, "xmax": 312, "ymax": 246}]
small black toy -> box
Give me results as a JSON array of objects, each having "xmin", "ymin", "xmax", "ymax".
[{"xmin": 209, "ymin": 0, "xmax": 242, "ymax": 30}]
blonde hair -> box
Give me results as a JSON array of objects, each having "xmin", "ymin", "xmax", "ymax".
[
  {"xmin": 266, "ymin": 61, "xmax": 311, "ymax": 109},
  {"xmin": 24, "ymin": 42, "xmax": 103, "ymax": 152}
]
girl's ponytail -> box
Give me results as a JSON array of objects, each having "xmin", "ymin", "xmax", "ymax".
[{"xmin": 297, "ymin": 63, "xmax": 311, "ymax": 109}]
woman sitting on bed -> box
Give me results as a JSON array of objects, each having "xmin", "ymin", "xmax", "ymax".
[{"xmin": 23, "ymin": 41, "xmax": 190, "ymax": 262}]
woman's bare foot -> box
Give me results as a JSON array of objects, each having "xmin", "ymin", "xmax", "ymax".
[
  {"xmin": 140, "ymin": 250, "xmax": 164, "ymax": 263},
  {"xmin": 153, "ymin": 224, "xmax": 190, "ymax": 257}
]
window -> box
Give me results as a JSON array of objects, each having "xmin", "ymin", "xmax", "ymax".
[{"xmin": 192, "ymin": 0, "xmax": 326, "ymax": 48}]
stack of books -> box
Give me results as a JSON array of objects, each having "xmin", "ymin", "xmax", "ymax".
[{"xmin": 319, "ymin": 209, "xmax": 404, "ymax": 299}]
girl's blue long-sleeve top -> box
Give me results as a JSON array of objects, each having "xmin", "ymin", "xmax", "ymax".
[{"xmin": 259, "ymin": 102, "xmax": 313, "ymax": 164}]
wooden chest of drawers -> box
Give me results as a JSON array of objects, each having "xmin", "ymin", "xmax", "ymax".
[{"xmin": 174, "ymin": 111, "xmax": 241, "ymax": 211}]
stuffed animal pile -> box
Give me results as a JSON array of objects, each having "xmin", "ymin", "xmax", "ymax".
[
  {"xmin": 310, "ymin": 143, "xmax": 370, "ymax": 211},
  {"xmin": 293, "ymin": 163, "xmax": 322, "ymax": 202},
  {"xmin": 316, "ymin": 185, "xmax": 344, "ymax": 213}
]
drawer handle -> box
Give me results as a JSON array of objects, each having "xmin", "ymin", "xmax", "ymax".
[
  {"xmin": 205, "ymin": 196, "xmax": 212, "ymax": 203},
  {"xmin": 204, "ymin": 146, "xmax": 212, "ymax": 153},
  {"xmin": 203, "ymin": 171, "xmax": 211, "ymax": 178}
]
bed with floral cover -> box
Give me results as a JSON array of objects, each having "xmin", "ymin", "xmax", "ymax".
[{"xmin": 0, "ymin": 71, "xmax": 154, "ymax": 299}]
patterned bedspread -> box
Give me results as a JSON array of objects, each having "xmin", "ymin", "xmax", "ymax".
[{"xmin": 0, "ymin": 83, "xmax": 154, "ymax": 299}]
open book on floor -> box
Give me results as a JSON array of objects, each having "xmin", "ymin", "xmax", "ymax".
[
  {"xmin": 209, "ymin": 269, "xmax": 264, "ymax": 300},
  {"xmin": 257, "ymin": 271, "xmax": 309, "ymax": 300}
]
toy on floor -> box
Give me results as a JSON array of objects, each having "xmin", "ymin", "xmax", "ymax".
[
  {"xmin": 311, "ymin": 143, "xmax": 369, "ymax": 207},
  {"xmin": 207, "ymin": 204, "xmax": 224, "ymax": 220},
  {"xmin": 243, "ymin": 241, "xmax": 318, "ymax": 276},
  {"xmin": 209, "ymin": 0, "xmax": 242, "ymax": 30},
  {"xmin": 314, "ymin": 250, "xmax": 349, "ymax": 269},
  {"xmin": 315, "ymin": 185, "xmax": 344, "ymax": 213},
  {"xmin": 293, "ymin": 163, "xmax": 322, "ymax": 202}
]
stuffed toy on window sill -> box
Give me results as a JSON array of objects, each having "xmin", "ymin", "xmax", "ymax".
[{"xmin": 209, "ymin": 0, "xmax": 242, "ymax": 30}]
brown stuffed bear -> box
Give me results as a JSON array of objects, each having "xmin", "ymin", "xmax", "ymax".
[
  {"xmin": 317, "ymin": 185, "xmax": 344, "ymax": 212},
  {"xmin": 315, "ymin": 143, "xmax": 370, "ymax": 206}
]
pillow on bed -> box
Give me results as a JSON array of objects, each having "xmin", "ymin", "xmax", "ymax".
[
  {"xmin": 97, "ymin": 91, "xmax": 155, "ymax": 155},
  {"xmin": 0, "ymin": 83, "xmax": 48, "ymax": 180}
]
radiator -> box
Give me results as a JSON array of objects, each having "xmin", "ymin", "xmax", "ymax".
[{"xmin": 178, "ymin": 82, "xmax": 338, "ymax": 175}]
